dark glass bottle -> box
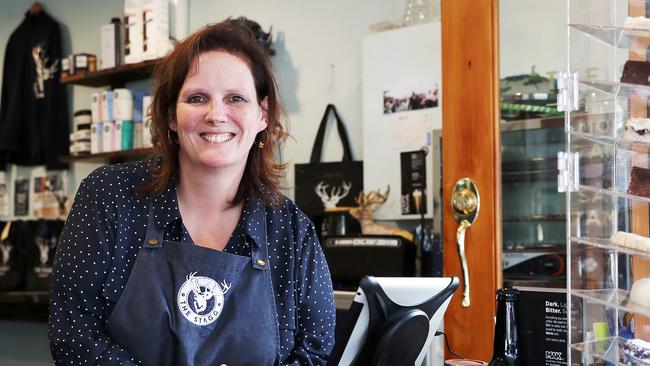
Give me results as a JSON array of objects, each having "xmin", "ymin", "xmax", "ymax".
[{"xmin": 488, "ymin": 288, "xmax": 521, "ymax": 366}]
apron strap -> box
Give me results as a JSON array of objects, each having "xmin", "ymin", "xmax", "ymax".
[
  {"xmin": 249, "ymin": 217, "xmax": 269, "ymax": 271},
  {"xmin": 144, "ymin": 202, "xmax": 163, "ymax": 248}
]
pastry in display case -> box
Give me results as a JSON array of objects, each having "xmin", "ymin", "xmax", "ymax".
[{"xmin": 563, "ymin": 0, "xmax": 650, "ymax": 363}]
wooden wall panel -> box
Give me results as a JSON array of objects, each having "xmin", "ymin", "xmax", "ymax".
[{"xmin": 441, "ymin": 0, "xmax": 501, "ymax": 361}]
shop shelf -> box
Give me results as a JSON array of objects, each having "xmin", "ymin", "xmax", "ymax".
[
  {"xmin": 59, "ymin": 59, "xmax": 159, "ymax": 87},
  {"xmin": 571, "ymin": 288, "xmax": 650, "ymax": 319},
  {"xmin": 570, "ymin": 23, "xmax": 650, "ymax": 50},
  {"xmin": 572, "ymin": 236, "xmax": 650, "ymax": 260},
  {"xmin": 59, "ymin": 148, "xmax": 154, "ymax": 164}
]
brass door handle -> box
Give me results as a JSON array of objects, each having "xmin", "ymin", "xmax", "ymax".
[{"xmin": 451, "ymin": 178, "xmax": 480, "ymax": 308}]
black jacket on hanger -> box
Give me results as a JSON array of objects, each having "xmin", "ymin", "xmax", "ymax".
[{"xmin": 0, "ymin": 9, "xmax": 68, "ymax": 168}]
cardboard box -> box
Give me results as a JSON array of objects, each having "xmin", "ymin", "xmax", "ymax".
[{"xmin": 124, "ymin": 0, "xmax": 144, "ymax": 64}]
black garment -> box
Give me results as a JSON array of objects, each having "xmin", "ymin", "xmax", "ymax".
[{"xmin": 0, "ymin": 10, "xmax": 68, "ymax": 168}]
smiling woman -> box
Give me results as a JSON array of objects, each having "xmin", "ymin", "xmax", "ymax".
[
  {"xmin": 173, "ymin": 51, "xmax": 268, "ymax": 175},
  {"xmin": 48, "ymin": 21, "xmax": 336, "ymax": 366}
]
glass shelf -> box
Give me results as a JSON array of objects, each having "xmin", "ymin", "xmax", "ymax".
[
  {"xmin": 571, "ymin": 336, "xmax": 631, "ymax": 366},
  {"xmin": 578, "ymin": 184, "xmax": 650, "ymax": 205},
  {"xmin": 572, "ymin": 236, "xmax": 650, "ymax": 260},
  {"xmin": 570, "ymin": 23, "xmax": 650, "ymax": 50},
  {"xmin": 572, "ymin": 288, "xmax": 650, "ymax": 319},
  {"xmin": 503, "ymin": 215, "xmax": 566, "ymax": 223},
  {"xmin": 580, "ymin": 79, "xmax": 650, "ymax": 98}
]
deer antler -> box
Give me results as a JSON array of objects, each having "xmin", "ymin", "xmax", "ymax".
[
  {"xmin": 330, "ymin": 181, "xmax": 351, "ymax": 202},
  {"xmin": 358, "ymin": 186, "xmax": 390, "ymax": 206},
  {"xmin": 220, "ymin": 280, "xmax": 231, "ymax": 295},
  {"xmin": 315, "ymin": 181, "xmax": 329, "ymax": 201}
]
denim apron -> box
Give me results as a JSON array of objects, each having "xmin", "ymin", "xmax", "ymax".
[{"xmin": 105, "ymin": 204, "xmax": 279, "ymax": 366}]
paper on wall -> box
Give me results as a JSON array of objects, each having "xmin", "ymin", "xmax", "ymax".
[{"xmin": 389, "ymin": 112, "xmax": 432, "ymax": 151}]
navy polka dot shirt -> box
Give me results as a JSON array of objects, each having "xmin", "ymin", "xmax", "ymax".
[{"xmin": 48, "ymin": 160, "xmax": 336, "ymax": 365}]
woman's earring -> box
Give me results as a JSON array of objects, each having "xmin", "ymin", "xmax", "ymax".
[
  {"xmin": 168, "ymin": 130, "xmax": 179, "ymax": 144},
  {"xmin": 256, "ymin": 129, "xmax": 269, "ymax": 149}
]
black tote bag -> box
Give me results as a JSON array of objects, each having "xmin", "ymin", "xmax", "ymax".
[{"xmin": 294, "ymin": 104, "xmax": 363, "ymax": 221}]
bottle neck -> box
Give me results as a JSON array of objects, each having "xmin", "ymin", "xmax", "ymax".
[{"xmin": 492, "ymin": 299, "xmax": 519, "ymax": 360}]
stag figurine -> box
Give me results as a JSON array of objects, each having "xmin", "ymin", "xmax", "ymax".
[{"xmin": 349, "ymin": 186, "xmax": 414, "ymax": 242}]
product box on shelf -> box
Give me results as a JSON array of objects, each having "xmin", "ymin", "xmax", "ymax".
[
  {"xmin": 102, "ymin": 121, "xmax": 116, "ymax": 152},
  {"xmin": 90, "ymin": 92, "xmax": 101, "ymax": 124},
  {"xmin": 100, "ymin": 90, "xmax": 114, "ymax": 123},
  {"xmin": 141, "ymin": 0, "xmax": 172, "ymax": 60},
  {"xmin": 90, "ymin": 123, "xmax": 103, "ymax": 154},
  {"xmin": 115, "ymin": 120, "xmax": 134, "ymax": 151},
  {"xmin": 113, "ymin": 88, "xmax": 134, "ymax": 121},
  {"xmin": 62, "ymin": 53, "xmax": 97, "ymax": 77},
  {"xmin": 101, "ymin": 17, "xmax": 124, "ymax": 69},
  {"xmin": 124, "ymin": 0, "xmax": 144, "ymax": 64}
]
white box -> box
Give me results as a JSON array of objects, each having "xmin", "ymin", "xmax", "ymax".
[
  {"xmin": 115, "ymin": 120, "xmax": 123, "ymax": 151},
  {"xmin": 102, "ymin": 121, "xmax": 116, "ymax": 152},
  {"xmin": 124, "ymin": 0, "xmax": 143, "ymax": 64},
  {"xmin": 91, "ymin": 92, "xmax": 101, "ymax": 123},
  {"xmin": 113, "ymin": 88, "xmax": 134, "ymax": 120},
  {"xmin": 90, "ymin": 123, "xmax": 103, "ymax": 154},
  {"xmin": 142, "ymin": 95, "xmax": 153, "ymax": 148},
  {"xmin": 100, "ymin": 90, "xmax": 114, "ymax": 122},
  {"xmin": 134, "ymin": 121, "xmax": 143, "ymax": 149},
  {"xmin": 101, "ymin": 21, "xmax": 120, "ymax": 69},
  {"xmin": 141, "ymin": 0, "xmax": 171, "ymax": 60}
]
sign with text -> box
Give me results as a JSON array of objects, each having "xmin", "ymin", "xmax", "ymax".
[{"xmin": 517, "ymin": 288, "xmax": 568, "ymax": 366}]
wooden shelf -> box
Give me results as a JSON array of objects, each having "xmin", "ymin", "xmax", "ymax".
[
  {"xmin": 59, "ymin": 59, "xmax": 159, "ymax": 87},
  {"xmin": 59, "ymin": 148, "xmax": 154, "ymax": 164}
]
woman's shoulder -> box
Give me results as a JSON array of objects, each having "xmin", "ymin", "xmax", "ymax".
[
  {"xmin": 262, "ymin": 193, "xmax": 315, "ymax": 231},
  {"xmin": 79, "ymin": 159, "xmax": 151, "ymax": 195}
]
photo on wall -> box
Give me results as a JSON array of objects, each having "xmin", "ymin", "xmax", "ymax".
[{"xmin": 383, "ymin": 79, "xmax": 439, "ymax": 115}]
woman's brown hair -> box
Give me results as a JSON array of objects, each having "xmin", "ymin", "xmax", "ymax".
[{"xmin": 142, "ymin": 20, "xmax": 287, "ymax": 205}]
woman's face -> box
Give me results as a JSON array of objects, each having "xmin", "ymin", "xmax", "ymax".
[{"xmin": 172, "ymin": 51, "xmax": 267, "ymax": 174}]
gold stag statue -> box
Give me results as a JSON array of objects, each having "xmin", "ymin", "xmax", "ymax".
[{"xmin": 348, "ymin": 186, "xmax": 414, "ymax": 242}]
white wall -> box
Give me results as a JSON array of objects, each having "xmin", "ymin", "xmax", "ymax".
[{"xmin": 499, "ymin": 0, "xmax": 566, "ymax": 79}]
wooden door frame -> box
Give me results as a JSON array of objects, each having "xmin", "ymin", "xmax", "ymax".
[{"xmin": 441, "ymin": 0, "xmax": 501, "ymax": 361}]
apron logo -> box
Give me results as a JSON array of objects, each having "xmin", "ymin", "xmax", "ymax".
[{"xmin": 177, "ymin": 271, "xmax": 231, "ymax": 326}]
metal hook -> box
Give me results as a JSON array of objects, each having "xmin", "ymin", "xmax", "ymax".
[{"xmin": 327, "ymin": 64, "xmax": 336, "ymax": 104}]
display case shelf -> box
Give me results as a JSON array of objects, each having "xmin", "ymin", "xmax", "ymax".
[
  {"xmin": 60, "ymin": 59, "xmax": 159, "ymax": 87},
  {"xmin": 572, "ymin": 236, "xmax": 650, "ymax": 260},
  {"xmin": 570, "ymin": 23, "xmax": 650, "ymax": 50},
  {"xmin": 579, "ymin": 184, "xmax": 650, "ymax": 205},
  {"xmin": 500, "ymin": 116, "xmax": 564, "ymax": 132},
  {"xmin": 571, "ymin": 336, "xmax": 629, "ymax": 366},
  {"xmin": 572, "ymin": 288, "xmax": 650, "ymax": 319},
  {"xmin": 502, "ymin": 214, "xmax": 566, "ymax": 223},
  {"xmin": 580, "ymin": 79, "xmax": 650, "ymax": 98},
  {"xmin": 59, "ymin": 148, "xmax": 154, "ymax": 164}
]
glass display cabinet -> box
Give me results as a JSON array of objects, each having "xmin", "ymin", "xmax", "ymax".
[
  {"xmin": 563, "ymin": 0, "xmax": 650, "ymax": 363},
  {"xmin": 501, "ymin": 117, "xmax": 567, "ymax": 289}
]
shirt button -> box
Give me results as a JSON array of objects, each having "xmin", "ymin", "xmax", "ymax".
[
  {"xmin": 256, "ymin": 259, "xmax": 266, "ymax": 266},
  {"xmin": 148, "ymin": 239, "xmax": 159, "ymax": 245}
]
